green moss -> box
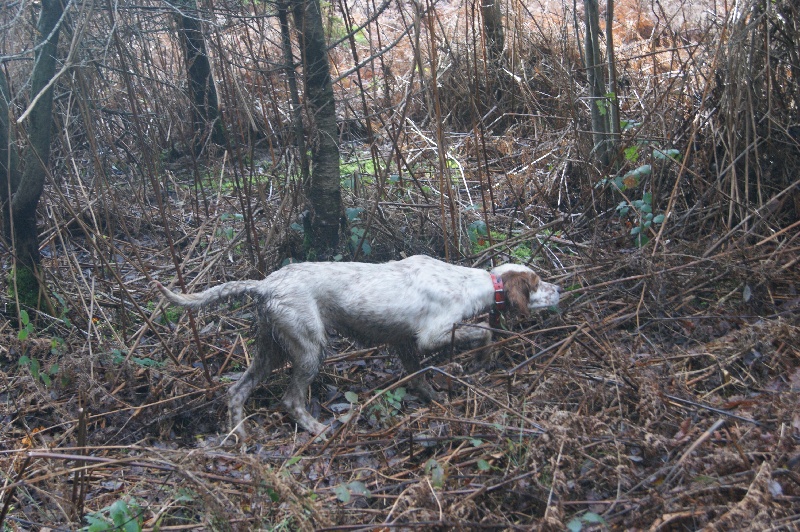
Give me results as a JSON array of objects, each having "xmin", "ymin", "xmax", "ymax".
[
  {"xmin": 146, "ymin": 300, "xmax": 182, "ymax": 324},
  {"xmin": 471, "ymin": 229, "xmax": 506, "ymax": 254},
  {"xmin": 7, "ymin": 266, "xmax": 42, "ymax": 309},
  {"xmin": 511, "ymin": 243, "xmax": 532, "ymax": 260}
]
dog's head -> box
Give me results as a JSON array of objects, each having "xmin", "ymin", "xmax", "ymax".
[{"xmin": 491, "ymin": 264, "xmax": 561, "ymax": 316}]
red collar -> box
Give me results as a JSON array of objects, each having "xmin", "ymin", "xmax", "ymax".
[{"xmin": 489, "ymin": 273, "xmax": 505, "ymax": 327}]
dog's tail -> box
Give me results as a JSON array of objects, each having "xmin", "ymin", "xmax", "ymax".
[{"xmin": 154, "ymin": 280, "xmax": 264, "ymax": 310}]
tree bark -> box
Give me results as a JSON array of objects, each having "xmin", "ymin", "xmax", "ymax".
[
  {"xmin": 0, "ymin": 71, "xmax": 21, "ymax": 235},
  {"xmin": 482, "ymin": 0, "xmax": 504, "ymax": 65},
  {"xmin": 584, "ymin": 0, "xmax": 610, "ymax": 166},
  {"xmin": 292, "ymin": 0, "xmax": 342, "ymax": 257},
  {"xmin": 481, "ymin": 0, "xmax": 505, "ymax": 111},
  {"xmin": 278, "ymin": 0, "xmax": 310, "ymax": 184},
  {"xmin": 6, "ymin": 0, "xmax": 64, "ymax": 306},
  {"xmin": 176, "ymin": 0, "xmax": 225, "ymax": 154},
  {"xmin": 605, "ymin": 0, "xmax": 620, "ymax": 154}
]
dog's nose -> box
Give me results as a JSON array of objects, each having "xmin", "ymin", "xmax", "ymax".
[{"xmin": 557, "ymin": 285, "xmax": 564, "ymax": 294}]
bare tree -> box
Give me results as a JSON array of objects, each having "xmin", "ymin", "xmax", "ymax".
[
  {"xmin": 0, "ymin": 73, "xmax": 20, "ymax": 236},
  {"xmin": 482, "ymin": 0, "xmax": 504, "ymax": 65},
  {"xmin": 1, "ymin": 0, "xmax": 64, "ymax": 307},
  {"xmin": 278, "ymin": 0, "xmax": 310, "ymax": 184},
  {"xmin": 292, "ymin": 0, "xmax": 342, "ymax": 257},
  {"xmin": 584, "ymin": 0, "xmax": 610, "ymax": 166},
  {"xmin": 174, "ymin": 0, "xmax": 226, "ymax": 154},
  {"xmin": 605, "ymin": 0, "xmax": 620, "ymax": 155}
]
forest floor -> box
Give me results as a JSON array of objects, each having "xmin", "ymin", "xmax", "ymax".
[
  {"xmin": 0, "ymin": 0, "xmax": 799, "ymax": 526},
  {"xmin": 0, "ymin": 146, "xmax": 798, "ymax": 530}
]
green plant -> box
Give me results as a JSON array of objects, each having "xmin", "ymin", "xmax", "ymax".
[
  {"xmin": 220, "ymin": 212, "xmax": 244, "ymax": 223},
  {"xmin": 52, "ymin": 292, "xmax": 72, "ymax": 328},
  {"xmin": 468, "ymin": 221, "xmax": 535, "ymax": 259},
  {"xmin": 653, "ymin": 147, "xmax": 682, "ymax": 161},
  {"xmin": 345, "ymin": 207, "xmax": 363, "ymax": 221},
  {"xmin": 83, "ymin": 498, "xmax": 144, "ymax": 532},
  {"xmin": 17, "ymin": 310, "xmax": 59, "ymax": 387},
  {"xmin": 217, "ymin": 226, "xmax": 235, "ymax": 241},
  {"xmin": 383, "ymin": 388, "xmax": 405, "ymax": 411},
  {"xmin": 599, "ymin": 162, "xmax": 666, "ymax": 247},
  {"xmin": 623, "ymin": 144, "xmax": 640, "ymax": 163},
  {"xmin": 620, "ymin": 119, "xmax": 641, "ymax": 131},
  {"xmin": 50, "ymin": 336, "xmax": 67, "ymax": 356},
  {"xmin": 111, "ymin": 349, "xmax": 165, "ymax": 368},
  {"xmin": 595, "ymin": 92, "xmax": 615, "ymax": 116},
  {"xmin": 345, "ymin": 391, "xmax": 359, "ymax": 404},
  {"xmin": 340, "ymin": 159, "xmax": 376, "ymax": 189},
  {"xmin": 334, "ymin": 480, "xmax": 371, "ymax": 503},
  {"xmin": 18, "ymin": 355, "xmax": 59, "ymax": 387},
  {"xmin": 511, "ymin": 243, "xmax": 532, "ymax": 260},
  {"xmin": 348, "ymin": 227, "xmax": 372, "ymax": 256},
  {"xmin": 599, "ymin": 163, "xmax": 651, "ymax": 192},
  {"xmin": 147, "ymin": 301, "xmax": 181, "ymax": 324},
  {"xmin": 217, "ymin": 213, "xmax": 243, "ymax": 248},
  {"xmin": 468, "ymin": 220, "xmax": 489, "ymax": 251},
  {"xmin": 616, "ymin": 192, "xmax": 665, "ymax": 247},
  {"xmin": 469, "ymin": 221, "xmax": 512, "ymax": 254},
  {"xmin": 218, "ymin": 212, "xmax": 243, "ymax": 246},
  {"xmin": 7, "ymin": 267, "xmax": 40, "ymax": 309},
  {"xmin": 424, "ymin": 459, "xmax": 446, "ymax": 488},
  {"xmin": 17, "ymin": 309, "xmax": 34, "ymax": 341},
  {"xmin": 334, "ymin": 391, "xmax": 360, "ymax": 423},
  {"xmin": 477, "ymin": 458, "xmax": 493, "ymax": 472},
  {"xmin": 368, "ymin": 387, "xmax": 406, "ymax": 425},
  {"xmin": 566, "ymin": 511, "xmax": 607, "ymax": 531},
  {"xmin": 346, "ymin": 207, "xmax": 372, "ymax": 256}
]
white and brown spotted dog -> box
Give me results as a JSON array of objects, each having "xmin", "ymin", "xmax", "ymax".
[{"xmin": 155, "ymin": 255, "xmax": 560, "ymax": 437}]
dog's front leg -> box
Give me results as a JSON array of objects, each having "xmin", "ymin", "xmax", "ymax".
[
  {"xmin": 397, "ymin": 347, "xmax": 443, "ymax": 402},
  {"xmin": 457, "ymin": 322, "xmax": 495, "ymax": 367},
  {"xmin": 422, "ymin": 324, "xmax": 494, "ymax": 369}
]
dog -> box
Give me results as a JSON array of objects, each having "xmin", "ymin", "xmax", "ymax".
[{"xmin": 154, "ymin": 255, "xmax": 560, "ymax": 437}]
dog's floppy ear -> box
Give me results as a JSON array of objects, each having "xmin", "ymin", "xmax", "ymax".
[{"xmin": 501, "ymin": 271, "xmax": 540, "ymax": 316}]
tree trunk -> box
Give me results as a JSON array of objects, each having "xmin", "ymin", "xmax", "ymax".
[
  {"xmin": 584, "ymin": 0, "xmax": 610, "ymax": 166},
  {"xmin": 481, "ymin": 0, "xmax": 505, "ymax": 111},
  {"xmin": 278, "ymin": 0, "xmax": 310, "ymax": 184},
  {"xmin": 5, "ymin": 0, "xmax": 63, "ymax": 307},
  {"xmin": 482, "ymin": 0, "xmax": 504, "ymax": 65},
  {"xmin": 0, "ymin": 71, "xmax": 21, "ymax": 235},
  {"xmin": 605, "ymin": 0, "xmax": 620, "ymax": 155},
  {"xmin": 292, "ymin": 0, "xmax": 342, "ymax": 257},
  {"xmin": 176, "ymin": 0, "xmax": 225, "ymax": 154}
]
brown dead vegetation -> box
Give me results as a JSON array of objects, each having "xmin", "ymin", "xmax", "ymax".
[{"xmin": 1, "ymin": 0, "xmax": 799, "ymax": 529}]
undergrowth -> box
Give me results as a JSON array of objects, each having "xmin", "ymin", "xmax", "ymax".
[{"xmin": 0, "ymin": 0, "xmax": 798, "ymax": 528}]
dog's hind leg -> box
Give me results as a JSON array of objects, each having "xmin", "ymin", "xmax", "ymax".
[
  {"xmin": 260, "ymin": 311, "xmax": 330, "ymax": 435},
  {"xmin": 227, "ymin": 325, "xmax": 283, "ymax": 438},
  {"xmin": 280, "ymin": 333, "xmax": 328, "ymax": 434}
]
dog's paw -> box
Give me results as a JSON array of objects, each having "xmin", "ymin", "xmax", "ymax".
[
  {"xmin": 298, "ymin": 416, "xmax": 330, "ymax": 437},
  {"xmin": 307, "ymin": 421, "xmax": 331, "ymax": 442},
  {"xmin": 411, "ymin": 379, "xmax": 444, "ymax": 403},
  {"xmin": 470, "ymin": 347, "xmax": 498, "ymax": 371},
  {"xmin": 441, "ymin": 362, "xmax": 464, "ymax": 376}
]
